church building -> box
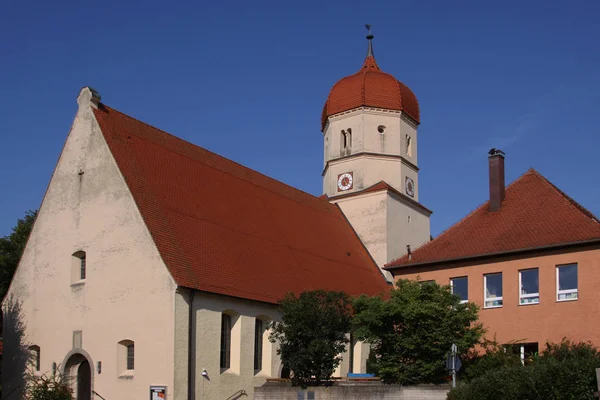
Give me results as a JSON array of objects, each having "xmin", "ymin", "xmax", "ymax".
[{"xmin": 2, "ymin": 30, "xmax": 425, "ymax": 400}]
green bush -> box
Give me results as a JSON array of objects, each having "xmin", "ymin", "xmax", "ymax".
[{"xmin": 448, "ymin": 339, "xmax": 600, "ymax": 400}]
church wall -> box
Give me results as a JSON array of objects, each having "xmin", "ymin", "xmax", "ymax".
[
  {"xmin": 186, "ymin": 291, "xmax": 281, "ymax": 400},
  {"xmin": 334, "ymin": 191, "xmax": 391, "ymax": 280},
  {"xmin": 172, "ymin": 290, "xmax": 368, "ymax": 400},
  {"xmin": 2, "ymin": 92, "xmax": 177, "ymax": 399},
  {"xmin": 386, "ymin": 194, "xmax": 431, "ymax": 264}
]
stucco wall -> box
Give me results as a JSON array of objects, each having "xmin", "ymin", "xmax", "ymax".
[
  {"xmin": 334, "ymin": 190, "xmax": 430, "ymax": 281},
  {"xmin": 392, "ymin": 246, "xmax": 600, "ymax": 348},
  {"xmin": 255, "ymin": 383, "xmax": 450, "ymax": 400},
  {"xmin": 2, "ymin": 90, "xmax": 177, "ymax": 399}
]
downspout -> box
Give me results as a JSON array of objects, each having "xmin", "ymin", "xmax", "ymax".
[{"xmin": 187, "ymin": 289, "xmax": 195, "ymax": 400}]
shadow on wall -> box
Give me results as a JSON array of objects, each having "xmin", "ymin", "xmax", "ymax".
[{"xmin": 2, "ymin": 296, "xmax": 28, "ymax": 400}]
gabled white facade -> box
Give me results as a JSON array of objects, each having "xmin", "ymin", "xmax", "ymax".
[{"xmin": 2, "ymin": 88, "xmax": 371, "ymax": 400}]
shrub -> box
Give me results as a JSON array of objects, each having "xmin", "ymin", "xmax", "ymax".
[{"xmin": 448, "ymin": 338, "xmax": 600, "ymax": 400}]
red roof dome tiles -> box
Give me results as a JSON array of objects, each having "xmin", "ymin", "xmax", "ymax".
[{"xmin": 321, "ymin": 55, "xmax": 420, "ymax": 130}]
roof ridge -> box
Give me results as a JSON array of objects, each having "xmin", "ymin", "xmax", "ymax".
[
  {"xmin": 98, "ymin": 104, "xmax": 330, "ymax": 208},
  {"xmin": 529, "ymin": 168, "xmax": 600, "ymax": 223}
]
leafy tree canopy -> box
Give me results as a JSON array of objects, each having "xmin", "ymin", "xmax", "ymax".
[
  {"xmin": 352, "ymin": 279, "xmax": 484, "ymax": 385},
  {"xmin": 269, "ymin": 290, "xmax": 352, "ymax": 387},
  {"xmin": 0, "ymin": 210, "xmax": 37, "ymax": 302}
]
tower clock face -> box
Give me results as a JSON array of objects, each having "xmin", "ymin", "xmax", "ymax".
[
  {"xmin": 337, "ymin": 172, "xmax": 353, "ymax": 192},
  {"xmin": 405, "ymin": 177, "xmax": 415, "ymax": 197}
]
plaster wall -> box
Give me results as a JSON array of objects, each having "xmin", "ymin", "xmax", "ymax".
[
  {"xmin": 386, "ymin": 194, "xmax": 431, "ymax": 263},
  {"xmin": 2, "ymin": 91, "xmax": 176, "ymax": 399},
  {"xmin": 334, "ymin": 190, "xmax": 430, "ymax": 281},
  {"xmin": 334, "ymin": 192, "xmax": 389, "ymax": 279},
  {"xmin": 392, "ymin": 246, "xmax": 600, "ymax": 348}
]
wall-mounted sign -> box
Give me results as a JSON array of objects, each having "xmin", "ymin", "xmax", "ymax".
[{"xmin": 150, "ymin": 386, "xmax": 167, "ymax": 400}]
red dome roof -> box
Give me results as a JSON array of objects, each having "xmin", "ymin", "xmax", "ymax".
[{"xmin": 321, "ymin": 55, "xmax": 420, "ymax": 131}]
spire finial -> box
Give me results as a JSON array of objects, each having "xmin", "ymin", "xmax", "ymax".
[{"xmin": 365, "ymin": 24, "xmax": 374, "ymax": 57}]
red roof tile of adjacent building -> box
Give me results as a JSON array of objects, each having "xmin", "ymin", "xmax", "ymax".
[
  {"xmin": 386, "ymin": 169, "xmax": 600, "ymax": 269},
  {"xmin": 92, "ymin": 105, "xmax": 389, "ymax": 304},
  {"xmin": 321, "ymin": 55, "xmax": 420, "ymax": 131}
]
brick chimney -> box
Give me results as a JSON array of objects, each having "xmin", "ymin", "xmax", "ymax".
[{"xmin": 488, "ymin": 148, "xmax": 505, "ymax": 212}]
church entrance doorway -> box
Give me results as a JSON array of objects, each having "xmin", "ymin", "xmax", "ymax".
[{"xmin": 64, "ymin": 353, "xmax": 92, "ymax": 400}]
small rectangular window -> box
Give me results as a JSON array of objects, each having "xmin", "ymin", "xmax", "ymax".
[
  {"xmin": 557, "ymin": 264, "xmax": 578, "ymax": 301},
  {"xmin": 451, "ymin": 277, "xmax": 468, "ymax": 304},
  {"xmin": 254, "ymin": 319, "xmax": 263, "ymax": 372},
  {"xmin": 484, "ymin": 273, "xmax": 503, "ymax": 308},
  {"xmin": 80, "ymin": 255, "xmax": 86, "ymax": 280},
  {"xmin": 126, "ymin": 343, "xmax": 134, "ymax": 370},
  {"xmin": 220, "ymin": 314, "xmax": 232, "ymax": 370},
  {"xmin": 519, "ymin": 268, "xmax": 539, "ymax": 305}
]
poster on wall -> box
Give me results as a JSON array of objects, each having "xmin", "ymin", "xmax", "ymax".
[{"xmin": 150, "ymin": 386, "xmax": 167, "ymax": 400}]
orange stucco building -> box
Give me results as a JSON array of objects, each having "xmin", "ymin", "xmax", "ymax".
[{"xmin": 386, "ymin": 151, "xmax": 600, "ymax": 356}]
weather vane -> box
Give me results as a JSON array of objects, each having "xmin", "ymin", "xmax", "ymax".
[{"xmin": 365, "ymin": 24, "xmax": 374, "ymax": 39}]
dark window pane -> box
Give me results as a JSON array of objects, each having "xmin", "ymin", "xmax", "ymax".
[
  {"xmin": 80, "ymin": 256, "xmax": 86, "ymax": 280},
  {"xmin": 520, "ymin": 269, "xmax": 539, "ymax": 295},
  {"xmin": 485, "ymin": 274, "xmax": 502, "ymax": 298},
  {"xmin": 220, "ymin": 314, "xmax": 231, "ymax": 369},
  {"xmin": 126, "ymin": 344, "xmax": 134, "ymax": 370},
  {"xmin": 254, "ymin": 319, "xmax": 263, "ymax": 371},
  {"xmin": 451, "ymin": 277, "xmax": 468, "ymax": 302},
  {"xmin": 558, "ymin": 265, "xmax": 578, "ymax": 291}
]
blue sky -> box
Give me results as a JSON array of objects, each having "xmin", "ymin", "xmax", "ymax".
[{"xmin": 1, "ymin": 0, "xmax": 599, "ymax": 238}]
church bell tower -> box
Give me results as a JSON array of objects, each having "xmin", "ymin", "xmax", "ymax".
[{"xmin": 321, "ymin": 26, "xmax": 431, "ymax": 280}]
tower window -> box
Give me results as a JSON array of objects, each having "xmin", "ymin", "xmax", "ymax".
[
  {"xmin": 405, "ymin": 135, "xmax": 412, "ymax": 157},
  {"xmin": 341, "ymin": 129, "xmax": 352, "ymax": 155},
  {"xmin": 377, "ymin": 125, "xmax": 386, "ymax": 134}
]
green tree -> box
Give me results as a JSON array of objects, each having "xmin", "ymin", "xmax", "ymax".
[
  {"xmin": 0, "ymin": 210, "xmax": 38, "ymax": 301},
  {"xmin": 269, "ymin": 290, "xmax": 352, "ymax": 387},
  {"xmin": 352, "ymin": 279, "xmax": 484, "ymax": 385}
]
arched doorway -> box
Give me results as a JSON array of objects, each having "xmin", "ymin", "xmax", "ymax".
[
  {"xmin": 77, "ymin": 360, "xmax": 91, "ymax": 400},
  {"xmin": 64, "ymin": 353, "xmax": 92, "ymax": 400}
]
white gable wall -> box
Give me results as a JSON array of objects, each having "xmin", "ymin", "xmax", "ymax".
[{"xmin": 2, "ymin": 90, "xmax": 177, "ymax": 399}]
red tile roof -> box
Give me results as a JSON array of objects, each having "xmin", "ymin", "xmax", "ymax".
[
  {"xmin": 92, "ymin": 105, "xmax": 389, "ymax": 304},
  {"xmin": 386, "ymin": 169, "xmax": 600, "ymax": 269},
  {"xmin": 321, "ymin": 56, "xmax": 420, "ymax": 131}
]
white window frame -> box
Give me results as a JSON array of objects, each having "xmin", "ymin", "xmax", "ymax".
[
  {"xmin": 556, "ymin": 264, "xmax": 578, "ymax": 302},
  {"xmin": 484, "ymin": 273, "xmax": 503, "ymax": 309},
  {"xmin": 519, "ymin": 268, "xmax": 539, "ymax": 305},
  {"xmin": 450, "ymin": 277, "xmax": 468, "ymax": 304}
]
